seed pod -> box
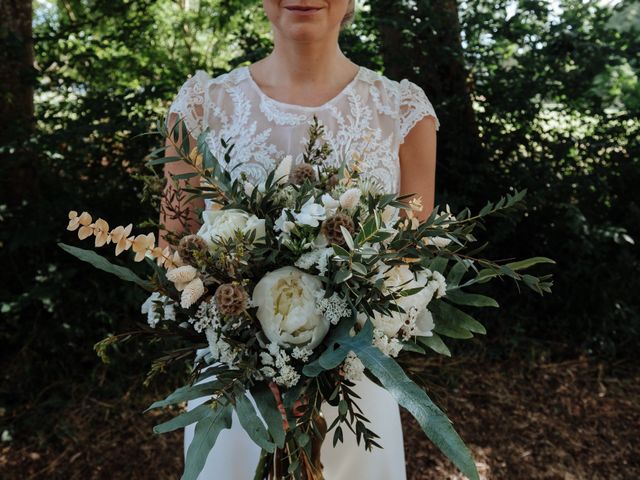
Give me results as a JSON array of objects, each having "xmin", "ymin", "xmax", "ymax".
[
  {"xmin": 326, "ymin": 174, "xmax": 340, "ymax": 189},
  {"xmin": 178, "ymin": 234, "xmax": 208, "ymax": 266},
  {"xmin": 321, "ymin": 213, "xmax": 356, "ymax": 246},
  {"xmin": 214, "ymin": 283, "xmax": 249, "ymax": 316},
  {"xmin": 289, "ymin": 163, "xmax": 317, "ymax": 185}
]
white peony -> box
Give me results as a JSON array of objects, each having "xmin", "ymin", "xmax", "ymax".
[
  {"xmin": 339, "ymin": 188, "xmax": 362, "ymax": 210},
  {"xmin": 197, "ymin": 209, "xmax": 265, "ymax": 248},
  {"xmin": 365, "ymin": 265, "xmax": 437, "ymax": 337},
  {"xmin": 252, "ymin": 266, "xmax": 329, "ymax": 349}
]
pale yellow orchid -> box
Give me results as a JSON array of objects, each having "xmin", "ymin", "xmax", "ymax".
[
  {"xmin": 93, "ymin": 218, "xmax": 110, "ymax": 247},
  {"xmin": 109, "ymin": 224, "xmax": 133, "ymax": 256},
  {"xmin": 131, "ymin": 232, "xmax": 156, "ymax": 262}
]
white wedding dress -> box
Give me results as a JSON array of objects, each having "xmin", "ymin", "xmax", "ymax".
[{"xmin": 167, "ymin": 63, "xmax": 440, "ymax": 480}]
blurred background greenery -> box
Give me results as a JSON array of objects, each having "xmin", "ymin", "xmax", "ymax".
[{"xmin": 1, "ymin": 0, "xmax": 638, "ymax": 478}]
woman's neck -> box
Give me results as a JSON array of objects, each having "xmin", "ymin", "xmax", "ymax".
[{"xmin": 250, "ymin": 33, "xmax": 357, "ymax": 95}]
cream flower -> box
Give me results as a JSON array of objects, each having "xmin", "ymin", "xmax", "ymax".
[
  {"xmin": 197, "ymin": 209, "xmax": 265, "ymax": 249},
  {"xmin": 166, "ymin": 265, "xmax": 198, "ymax": 286},
  {"xmin": 364, "ymin": 265, "xmax": 437, "ymax": 337},
  {"xmin": 109, "ymin": 224, "xmax": 133, "ymax": 256},
  {"xmin": 339, "ymin": 188, "xmax": 362, "ymax": 211},
  {"xmin": 321, "ymin": 193, "xmax": 340, "ymax": 217},
  {"xmin": 274, "ymin": 155, "xmax": 293, "ymax": 185},
  {"xmin": 293, "ymin": 197, "xmax": 325, "ymax": 227},
  {"xmin": 92, "ymin": 219, "xmax": 110, "ymax": 248},
  {"xmin": 252, "ymin": 266, "xmax": 329, "ymax": 349},
  {"xmin": 424, "ymin": 236, "xmax": 452, "ymax": 248},
  {"xmin": 180, "ymin": 277, "xmax": 205, "ymax": 309},
  {"xmin": 131, "ymin": 232, "xmax": 155, "ymax": 262}
]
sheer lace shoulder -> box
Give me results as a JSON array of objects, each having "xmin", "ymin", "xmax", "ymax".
[
  {"xmin": 166, "ymin": 70, "xmax": 211, "ymax": 139},
  {"xmin": 397, "ymin": 79, "xmax": 440, "ymax": 143}
]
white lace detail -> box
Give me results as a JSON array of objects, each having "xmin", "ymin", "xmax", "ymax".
[{"xmin": 166, "ymin": 65, "xmax": 440, "ymax": 204}]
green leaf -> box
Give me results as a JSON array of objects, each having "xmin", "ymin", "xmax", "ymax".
[
  {"xmin": 145, "ymin": 381, "xmax": 223, "ymax": 411},
  {"xmin": 182, "ymin": 404, "xmax": 233, "ymax": 480},
  {"xmin": 235, "ymin": 392, "xmax": 276, "ymax": 453},
  {"xmin": 58, "ymin": 243, "xmax": 153, "ymax": 290},
  {"xmin": 335, "ymin": 268, "xmax": 352, "ymax": 284},
  {"xmin": 429, "ymin": 257, "xmax": 449, "ymax": 274},
  {"xmin": 153, "ymin": 403, "xmax": 213, "ymax": 434},
  {"xmin": 431, "ymin": 301, "xmax": 486, "ymax": 335},
  {"xmin": 251, "ymin": 384, "xmax": 286, "ymax": 449},
  {"xmin": 444, "ymin": 290, "xmax": 499, "ymax": 308},
  {"xmin": 446, "ymin": 260, "xmax": 469, "ymax": 287},
  {"xmin": 348, "ymin": 322, "xmax": 479, "ymax": 480},
  {"xmin": 417, "ymin": 333, "xmax": 451, "ymax": 357},
  {"xmin": 341, "ymin": 226, "xmax": 355, "ymax": 250},
  {"xmin": 505, "ymin": 256, "xmax": 556, "ymax": 270},
  {"xmin": 147, "ymin": 155, "xmax": 183, "ymax": 165}
]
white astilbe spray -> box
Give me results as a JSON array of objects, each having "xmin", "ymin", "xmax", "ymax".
[
  {"xmin": 191, "ymin": 297, "xmax": 221, "ymax": 333},
  {"xmin": 315, "ymin": 291, "xmax": 351, "ymax": 325},
  {"xmin": 295, "ymin": 247, "xmax": 334, "ymax": 276},
  {"xmin": 141, "ymin": 292, "xmax": 176, "ymax": 328},
  {"xmin": 291, "ymin": 346, "xmax": 313, "ymax": 362},
  {"xmin": 372, "ymin": 328, "xmax": 403, "ymax": 357},
  {"xmin": 205, "ymin": 327, "xmax": 238, "ymax": 369},
  {"xmin": 342, "ymin": 351, "xmax": 365, "ymax": 382},
  {"xmin": 259, "ymin": 342, "xmax": 301, "ymax": 388}
]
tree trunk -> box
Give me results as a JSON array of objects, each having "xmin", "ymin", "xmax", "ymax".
[
  {"xmin": 370, "ymin": 0, "xmax": 488, "ymax": 207},
  {"xmin": 0, "ymin": 0, "xmax": 37, "ymax": 205}
]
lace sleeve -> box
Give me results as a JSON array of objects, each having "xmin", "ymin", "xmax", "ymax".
[
  {"xmin": 166, "ymin": 70, "xmax": 209, "ymax": 140},
  {"xmin": 397, "ymin": 79, "xmax": 440, "ymax": 144}
]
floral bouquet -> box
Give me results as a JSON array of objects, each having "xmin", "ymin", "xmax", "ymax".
[{"xmin": 59, "ymin": 115, "xmax": 554, "ymax": 480}]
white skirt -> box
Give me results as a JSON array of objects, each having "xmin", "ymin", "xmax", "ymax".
[{"xmin": 183, "ymin": 369, "xmax": 407, "ymax": 480}]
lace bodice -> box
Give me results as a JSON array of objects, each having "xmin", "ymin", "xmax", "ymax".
[{"xmin": 167, "ymin": 64, "xmax": 439, "ymax": 206}]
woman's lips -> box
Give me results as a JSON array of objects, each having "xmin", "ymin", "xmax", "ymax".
[{"xmin": 284, "ymin": 6, "xmax": 322, "ymax": 15}]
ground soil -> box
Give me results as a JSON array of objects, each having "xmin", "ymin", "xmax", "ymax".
[{"xmin": 1, "ymin": 356, "xmax": 638, "ymax": 479}]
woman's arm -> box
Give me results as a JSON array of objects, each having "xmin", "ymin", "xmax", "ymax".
[
  {"xmin": 398, "ymin": 115, "xmax": 438, "ymax": 221},
  {"xmin": 158, "ymin": 114, "xmax": 205, "ymax": 251}
]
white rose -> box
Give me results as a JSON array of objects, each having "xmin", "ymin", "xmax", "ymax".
[
  {"xmin": 365, "ymin": 265, "xmax": 436, "ymax": 337},
  {"xmin": 197, "ymin": 209, "xmax": 265, "ymax": 248},
  {"xmin": 294, "ymin": 197, "xmax": 326, "ymax": 227},
  {"xmin": 339, "ymin": 188, "xmax": 362, "ymax": 210},
  {"xmin": 321, "ymin": 193, "xmax": 340, "ymax": 217},
  {"xmin": 275, "ymin": 209, "xmax": 295, "ymax": 234},
  {"xmin": 244, "ymin": 215, "xmax": 266, "ymax": 242},
  {"xmin": 252, "ymin": 266, "xmax": 329, "ymax": 349}
]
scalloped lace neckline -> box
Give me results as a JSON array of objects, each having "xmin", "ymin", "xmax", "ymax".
[{"xmin": 243, "ymin": 65, "xmax": 363, "ymax": 111}]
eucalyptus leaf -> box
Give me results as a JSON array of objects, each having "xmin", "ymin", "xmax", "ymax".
[
  {"xmin": 182, "ymin": 404, "xmax": 233, "ymax": 480},
  {"xmin": 58, "ymin": 243, "xmax": 153, "ymax": 291}
]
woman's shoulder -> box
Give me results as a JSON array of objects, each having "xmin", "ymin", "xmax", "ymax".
[
  {"xmin": 357, "ymin": 66, "xmax": 440, "ymax": 132},
  {"xmin": 191, "ymin": 65, "xmax": 249, "ymax": 90}
]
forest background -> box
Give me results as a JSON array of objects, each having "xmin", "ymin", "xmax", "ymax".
[{"xmin": 1, "ymin": 0, "xmax": 638, "ymax": 478}]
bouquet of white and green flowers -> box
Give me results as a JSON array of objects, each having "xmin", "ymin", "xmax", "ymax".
[{"xmin": 60, "ymin": 115, "xmax": 553, "ymax": 480}]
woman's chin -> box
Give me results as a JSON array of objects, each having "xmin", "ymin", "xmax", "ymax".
[{"xmin": 278, "ymin": 24, "xmax": 333, "ymax": 42}]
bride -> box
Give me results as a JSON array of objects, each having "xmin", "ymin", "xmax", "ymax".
[{"xmin": 159, "ymin": 1, "xmax": 439, "ymax": 478}]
